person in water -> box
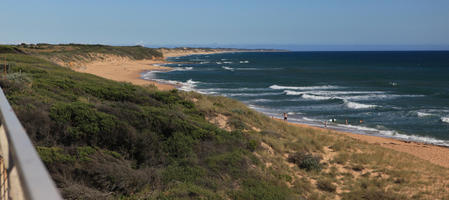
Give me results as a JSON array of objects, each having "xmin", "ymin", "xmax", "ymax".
[{"xmin": 283, "ymin": 112, "xmax": 288, "ymax": 121}]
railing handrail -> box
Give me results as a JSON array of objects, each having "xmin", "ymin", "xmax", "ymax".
[{"xmin": 0, "ymin": 87, "xmax": 62, "ymax": 200}]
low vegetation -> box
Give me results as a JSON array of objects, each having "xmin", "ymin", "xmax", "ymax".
[{"xmin": 1, "ymin": 44, "xmax": 448, "ymax": 199}]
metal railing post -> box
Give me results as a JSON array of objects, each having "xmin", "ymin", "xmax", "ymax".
[{"xmin": 0, "ymin": 87, "xmax": 62, "ymax": 200}]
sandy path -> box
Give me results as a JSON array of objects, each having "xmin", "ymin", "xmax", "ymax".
[{"xmin": 279, "ymin": 119, "xmax": 449, "ymax": 168}]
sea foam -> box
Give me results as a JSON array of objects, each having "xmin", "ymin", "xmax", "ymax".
[
  {"xmin": 416, "ymin": 112, "xmax": 433, "ymax": 118},
  {"xmin": 441, "ymin": 117, "xmax": 449, "ymax": 124},
  {"xmin": 343, "ymin": 100, "xmax": 377, "ymax": 109},
  {"xmin": 172, "ymin": 67, "xmax": 193, "ymax": 71},
  {"xmin": 270, "ymin": 84, "xmax": 341, "ymax": 90},
  {"xmin": 222, "ymin": 66, "xmax": 234, "ymax": 71}
]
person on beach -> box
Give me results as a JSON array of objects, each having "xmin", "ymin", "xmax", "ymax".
[
  {"xmin": 283, "ymin": 112, "xmax": 288, "ymax": 121},
  {"xmin": 324, "ymin": 121, "xmax": 327, "ymax": 127}
]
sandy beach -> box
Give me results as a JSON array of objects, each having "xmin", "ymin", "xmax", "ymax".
[
  {"xmin": 72, "ymin": 57, "xmax": 176, "ymax": 90},
  {"xmin": 72, "ymin": 51, "xmax": 449, "ymax": 169}
]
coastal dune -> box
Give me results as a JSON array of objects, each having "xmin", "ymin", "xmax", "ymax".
[{"xmin": 284, "ymin": 120, "xmax": 449, "ymax": 168}]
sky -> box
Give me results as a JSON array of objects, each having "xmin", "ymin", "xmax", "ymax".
[{"xmin": 1, "ymin": 0, "xmax": 449, "ymax": 50}]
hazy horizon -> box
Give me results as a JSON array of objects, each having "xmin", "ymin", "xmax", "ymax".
[{"xmin": 2, "ymin": 0, "xmax": 449, "ymax": 50}]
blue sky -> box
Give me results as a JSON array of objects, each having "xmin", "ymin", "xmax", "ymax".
[{"xmin": 1, "ymin": 0, "xmax": 449, "ymax": 50}]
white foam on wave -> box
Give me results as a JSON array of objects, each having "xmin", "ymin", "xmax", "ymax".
[
  {"xmin": 417, "ymin": 112, "xmax": 433, "ymax": 118},
  {"xmin": 223, "ymin": 61, "xmax": 233, "ymax": 64},
  {"xmin": 179, "ymin": 79, "xmax": 199, "ymax": 91},
  {"xmin": 172, "ymin": 67, "xmax": 193, "ymax": 71},
  {"xmin": 200, "ymin": 87, "xmax": 271, "ymax": 92},
  {"xmin": 222, "ymin": 66, "xmax": 234, "ymax": 71},
  {"xmin": 224, "ymin": 92, "xmax": 284, "ymax": 97},
  {"xmin": 389, "ymin": 82, "xmax": 398, "ymax": 86},
  {"xmin": 150, "ymin": 78, "xmax": 199, "ymax": 92},
  {"xmin": 441, "ymin": 117, "xmax": 449, "ymax": 124},
  {"xmin": 307, "ymin": 91, "xmax": 385, "ymax": 95},
  {"xmin": 239, "ymin": 60, "xmax": 250, "ymax": 63},
  {"xmin": 270, "ymin": 84, "xmax": 342, "ymax": 90},
  {"xmin": 235, "ymin": 68, "xmax": 260, "ymax": 71},
  {"xmin": 284, "ymin": 90, "xmax": 383, "ymax": 103},
  {"xmin": 343, "ymin": 99, "xmax": 377, "ymax": 109},
  {"xmin": 284, "ymin": 90, "xmax": 303, "ymax": 95},
  {"xmin": 216, "ymin": 62, "xmax": 223, "ymax": 64},
  {"xmin": 302, "ymin": 94, "xmax": 334, "ymax": 101}
]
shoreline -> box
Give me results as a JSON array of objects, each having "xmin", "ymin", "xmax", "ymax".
[{"xmin": 73, "ymin": 50, "xmax": 449, "ymax": 168}]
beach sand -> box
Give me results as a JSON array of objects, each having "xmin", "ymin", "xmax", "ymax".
[
  {"xmin": 281, "ymin": 119, "xmax": 449, "ymax": 168},
  {"xmin": 72, "ymin": 51, "xmax": 449, "ymax": 169},
  {"xmin": 73, "ymin": 58, "xmax": 176, "ymax": 90}
]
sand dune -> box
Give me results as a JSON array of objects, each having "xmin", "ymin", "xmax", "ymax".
[{"xmin": 282, "ymin": 120, "xmax": 449, "ymax": 168}]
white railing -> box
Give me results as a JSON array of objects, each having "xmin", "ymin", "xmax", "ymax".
[{"xmin": 0, "ymin": 87, "xmax": 62, "ymax": 200}]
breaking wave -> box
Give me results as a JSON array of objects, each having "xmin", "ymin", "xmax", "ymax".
[
  {"xmin": 441, "ymin": 117, "xmax": 449, "ymax": 124},
  {"xmin": 269, "ymin": 84, "xmax": 342, "ymax": 90},
  {"xmin": 222, "ymin": 66, "xmax": 234, "ymax": 71},
  {"xmin": 343, "ymin": 100, "xmax": 378, "ymax": 109},
  {"xmin": 416, "ymin": 112, "xmax": 433, "ymax": 118},
  {"xmin": 172, "ymin": 67, "xmax": 193, "ymax": 71}
]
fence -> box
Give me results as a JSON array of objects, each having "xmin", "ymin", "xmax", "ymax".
[{"xmin": 0, "ymin": 86, "xmax": 61, "ymax": 200}]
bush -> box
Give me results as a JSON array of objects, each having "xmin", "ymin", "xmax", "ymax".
[
  {"xmin": 342, "ymin": 188, "xmax": 407, "ymax": 200},
  {"xmin": 287, "ymin": 152, "xmax": 322, "ymax": 171},
  {"xmin": 232, "ymin": 178, "xmax": 292, "ymax": 200},
  {"xmin": 316, "ymin": 179, "xmax": 336, "ymax": 193},
  {"xmin": 246, "ymin": 139, "xmax": 258, "ymax": 152},
  {"xmin": 37, "ymin": 146, "xmax": 74, "ymax": 164}
]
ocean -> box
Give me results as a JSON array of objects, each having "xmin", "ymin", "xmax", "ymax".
[{"xmin": 143, "ymin": 51, "xmax": 449, "ymax": 146}]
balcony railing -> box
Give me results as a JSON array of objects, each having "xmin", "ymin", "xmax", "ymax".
[{"xmin": 0, "ymin": 87, "xmax": 62, "ymax": 200}]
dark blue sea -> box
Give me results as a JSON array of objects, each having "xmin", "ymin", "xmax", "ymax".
[{"xmin": 143, "ymin": 51, "xmax": 449, "ymax": 146}]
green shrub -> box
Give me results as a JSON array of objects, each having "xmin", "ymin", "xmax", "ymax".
[
  {"xmin": 76, "ymin": 146, "xmax": 96, "ymax": 161},
  {"xmin": 232, "ymin": 178, "xmax": 292, "ymax": 200},
  {"xmin": 287, "ymin": 152, "xmax": 322, "ymax": 171},
  {"xmin": 246, "ymin": 139, "xmax": 258, "ymax": 152},
  {"xmin": 37, "ymin": 146, "xmax": 75, "ymax": 164},
  {"xmin": 228, "ymin": 118, "xmax": 247, "ymax": 130},
  {"xmin": 206, "ymin": 150, "xmax": 247, "ymax": 176}
]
